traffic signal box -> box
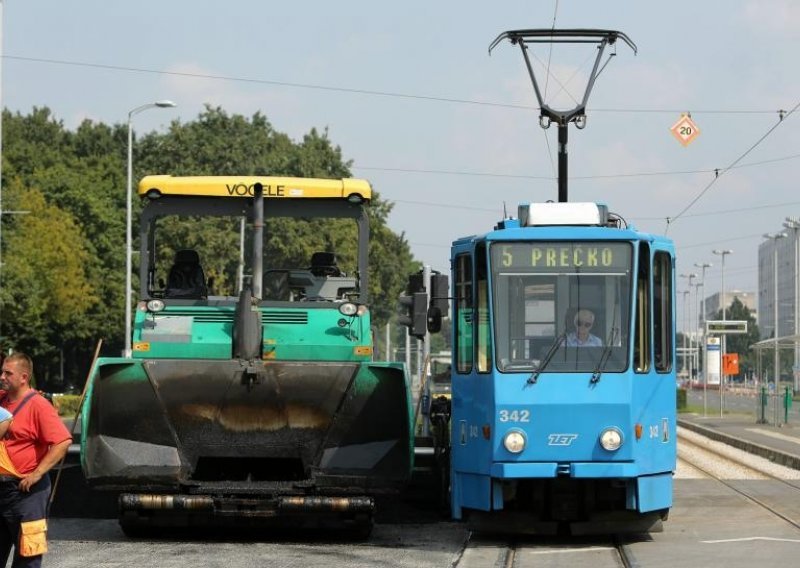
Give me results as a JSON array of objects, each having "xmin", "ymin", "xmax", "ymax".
[
  {"xmin": 398, "ymin": 291, "xmax": 428, "ymax": 338},
  {"xmin": 429, "ymin": 274, "xmax": 449, "ymax": 319},
  {"xmin": 398, "ymin": 271, "xmax": 450, "ymax": 338}
]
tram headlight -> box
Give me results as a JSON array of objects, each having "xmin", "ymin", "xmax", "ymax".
[
  {"xmin": 599, "ymin": 427, "xmax": 623, "ymax": 451},
  {"xmin": 503, "ymin": 430, "xmax": 526, "ymax": 454}
]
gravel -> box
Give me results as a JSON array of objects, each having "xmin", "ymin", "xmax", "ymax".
[{"xmin": 677, "ymin": 426, "xmax": 800, "ymax": 480}]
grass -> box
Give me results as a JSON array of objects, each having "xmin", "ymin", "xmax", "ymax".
[{"xmin": 679, "ymin": 404, "xmax": 706, "ymax": 415}]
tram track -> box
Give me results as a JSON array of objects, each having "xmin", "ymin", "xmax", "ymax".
[
  {"xmin": 678, "ymin": 428, "xmax": 800, "ymax": 532},
  {"xmin": 452, "ymin": 532, "xmax": 638, "ymax": 567},
  {"xmin": 448, "ymin": 428, "xmax": 800, "ymax": 567}
]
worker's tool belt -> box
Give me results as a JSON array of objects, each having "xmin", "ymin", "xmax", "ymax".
[{"xmin": 19, "ymin": 519, "xmax": 48, "ymax": 557}]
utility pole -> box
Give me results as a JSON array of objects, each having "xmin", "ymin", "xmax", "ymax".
[
  {"xmin": 680, "ymin": 273, "xmax": 698, "ymax": 385},
  {"xmin": 681, "ymin": 290, "xmax": 690, "ymax": 379},
  {"xmin": 763, "ymin": 234, "xmax": 786, "ymax": 393},
  {"xmin": 694, "ymin": 262, "xmax": 712, "ymax": 385},
  {"xmin": 783, "ymin": 217, "xmax": 800, "ymax": 393}
]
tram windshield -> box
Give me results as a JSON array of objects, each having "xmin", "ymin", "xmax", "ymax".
[{"xmin": 491, "ymin": 241, "xmax": 633, "ymax": 373}]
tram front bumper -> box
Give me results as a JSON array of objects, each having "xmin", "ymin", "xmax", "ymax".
[{"xmin": 490, "ymin": 461, "xmax": 639, "ymax": 478}]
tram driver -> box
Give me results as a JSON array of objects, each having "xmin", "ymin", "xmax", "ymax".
[{"xmin": 566, "ymin": 309, "xmax": 603, "ymax": 347}]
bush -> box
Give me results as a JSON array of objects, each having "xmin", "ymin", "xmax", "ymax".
[
  {"xmin": 52, "ymin": 394, "xmax": 82, "ymax": 417},
  {"xmin": 677, "ymin": 388, "xmax": 687, "ymax": 411}
]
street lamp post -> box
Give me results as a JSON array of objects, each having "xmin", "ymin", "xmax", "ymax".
[
  {"xmin": 680, "ymin": 273, "xmax": 698, "ymax": 391},
  {"xmin": 712, "ymin": 250, "xmax": 733, "ymax": 416},
  {"xmin": 695, "ymin": 262, "xmax": 712, "ymax": 416},
  {"xmin": 783, "ymin": 217, "xmax": 800, "ymax": 393},
  {"xmin": 762, "ymin": 234, "xmax": 786, "ymax": 396},
  {"xmin": 693, "ymin": 280, "xmax": 703, "ymax": 408},
  {"xmin": 681, "ymin": 290, "xmax": 690, "ymax": 379},
  {"xmin": 125, "ymin": 100, "xmax": 177, "ymax": 358},
  {"xmin": 694, "ymin": 262, "xmax": 712, "ymax": 382}
]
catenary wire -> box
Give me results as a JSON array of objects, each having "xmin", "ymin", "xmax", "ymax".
[
  {"xmin": 3, "ymin": 54, "xmax": 788, "ymax": 116},
  {"xmin": 354, "ymin": 150, "xmax": 800, "ymax": 182},
  {"xmin": 8, "ymin": 52, "xmax": 799, "ymax": 254},
  {"xmin": 665, "ymin": 99, "xmax": 800, "ymax": 230},
  {"xmin": 391, "ymin": 198, "xmax": 800, "ymax": 228}
]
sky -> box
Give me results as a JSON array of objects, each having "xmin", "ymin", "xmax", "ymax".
[{"xmin": 3, "ymin": 1, "xmax": 800, "ymax": 332}]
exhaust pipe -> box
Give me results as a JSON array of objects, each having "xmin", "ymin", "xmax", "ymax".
[
  {"xmin": 251, "ymin": 182, "xmax": 264, "ymax": 299},
  {"xmin": 233, "ymin": 182, "xmax": 264, "ymax": 361}
]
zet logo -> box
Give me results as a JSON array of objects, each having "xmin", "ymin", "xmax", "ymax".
[{"xmin": 548, "ymin": 433, "xmax": 578, "ymax": 446}]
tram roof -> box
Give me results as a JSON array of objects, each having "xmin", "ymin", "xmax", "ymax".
[{"xmin": 137, "ymin": 175, "xmax": 372, "ymax": 202}]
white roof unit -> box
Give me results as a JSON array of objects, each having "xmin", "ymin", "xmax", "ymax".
[{"xmin": 518, "ymin": 202, "xmax": 608, "ymax": 227}]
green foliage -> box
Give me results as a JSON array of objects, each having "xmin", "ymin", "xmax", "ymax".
[
  {"xmin": 135, "ymin": 106, "xmax": 414, "ymax": 326},
  {"xmin": 0, "ymin": 105, "xmax": 417, "ymax": 384},
  {"xmin": 676, "ymin": 388, "xmax": 687, "ymax": 411},
  {"xmin": 710, "ymin": 296, "xmax": 760, "ymax": 379},
  {"xmin": 1, "ymin": 182, "xmax": 95, "ymax": 359},
  {"xmin": 53, "ymin": 394, "xmax": 82, "ymax": 418}
]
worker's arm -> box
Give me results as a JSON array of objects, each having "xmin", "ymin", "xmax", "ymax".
[{"xmin": 19, "ymin": 438, "xmax": 71, "ymax": 492}]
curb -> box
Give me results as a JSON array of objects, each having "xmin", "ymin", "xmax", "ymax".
[{"xmin": 677, "ymin": 418, "xmax": 800, "ymax": 471}]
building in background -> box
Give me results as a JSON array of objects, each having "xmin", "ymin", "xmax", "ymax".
[
  {"xmin": 703, "ymin": 290, "xmax": 757, "ymax": 325},
  {"xmin": 758, "ymin": 235, "xmax": 794, "ymax": 340}
]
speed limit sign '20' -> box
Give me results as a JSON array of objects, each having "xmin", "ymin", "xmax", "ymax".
[{"xmin": 670, "ymin": 114, "xmax": 700, "ymax": 147}]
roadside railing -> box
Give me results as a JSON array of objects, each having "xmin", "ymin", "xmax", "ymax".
[{"xmin": 756, "ymin": 386, "xmax": 793, "ymax": 426}]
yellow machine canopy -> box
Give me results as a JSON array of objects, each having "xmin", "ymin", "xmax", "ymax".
[{"xmin": 138, "ymin": 175, "xmax": 372, "ymax": 202}]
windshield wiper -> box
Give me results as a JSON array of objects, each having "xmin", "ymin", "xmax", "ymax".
[
  {"xmin": 527, "ymin": 333, "xmax": 565, "ymax": 386},
  {"xmin": 590, "ymin": 329, "xmax": 617, "ymax": 384}
]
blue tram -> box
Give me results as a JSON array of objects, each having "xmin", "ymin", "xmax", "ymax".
[{"xmin": 445, "ymin": 201, "xmax": 676, "ymax": 534}]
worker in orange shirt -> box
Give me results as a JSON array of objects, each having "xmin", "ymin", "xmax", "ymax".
[{"xmin": 0, "ymin": 353, "xmax": 71, "ymax": 567}]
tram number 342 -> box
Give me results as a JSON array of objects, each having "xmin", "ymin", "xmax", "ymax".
[{"xmin": 498, "ymin": 410, "xmax": 531, "ymax": 423}]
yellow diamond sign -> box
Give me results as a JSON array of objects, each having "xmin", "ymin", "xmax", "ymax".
[{"xmin": 670, "ymin": 114, "xmax": 700, "ymax": 147}]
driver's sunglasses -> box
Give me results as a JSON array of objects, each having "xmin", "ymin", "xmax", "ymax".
[{"xmin": 576, "ymin": 320, "xmax": 593, "ymax": 328}]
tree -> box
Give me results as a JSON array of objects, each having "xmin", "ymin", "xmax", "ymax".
[
  {"xmin": 1, "ymin": 181, "xmax": 95, "ymax": 388},
  {"xmin": 2, "ymin": 109, "xmax": 128, "ymax": 382},
  {"xmin": 135, "ymin": 106, "xmax": 415, "ymax": 327},
  {"xmin": 0, "ymin": 105, "xmax": 418, "ymax": 383},
  {"xmin": 711, "ymin": 296, "xmax": 760, "ymax": 381}
]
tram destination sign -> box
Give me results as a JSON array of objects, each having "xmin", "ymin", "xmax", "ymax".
[{"xmin": 706, "ymin": 320, "xmax": 748, "ymax": 335}]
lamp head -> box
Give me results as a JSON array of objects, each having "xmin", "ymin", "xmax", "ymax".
[{"xmin": 154, "ymin": 100, "xmax": 177, "ymax": 108}]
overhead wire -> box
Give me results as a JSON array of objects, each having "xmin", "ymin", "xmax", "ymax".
[
  {"xmin": 634, "ymin": 198, "xmax": 800, "ymax": 221},
  {"xmin": 665, "ymin": 99, "xmax": 800, "ymax": 232},
  {"xmin": 391, "ymin": 196, "xmax": 800, "ymax": 226},
  {"xmin": 353, "ymin": 150, "xmax": 800, "ymax": 182},
  {"xmin": 543, "ymin": 0, "xmax": 560, "ymax": 101},
  {"xmin": 541, "ymin": 0, "xmax": 561, "ymax": 177},
  {"xmin": 4, "ymin": 54, "xmax": 787, "ymax": 117},
  {"xmin": 7, "ymin": 52, "xmax": 799, "ymax": 255}
]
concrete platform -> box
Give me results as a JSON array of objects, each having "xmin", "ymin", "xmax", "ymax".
[{"xmin": 678, "ymin": 414, "xmax": 800, "ymax": 470}]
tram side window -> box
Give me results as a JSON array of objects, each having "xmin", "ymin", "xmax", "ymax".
[
  {"xmin": 476, "ymin": 243, "xmax": 492, "ymax": 373},
  {"xmin": 634, "ymin": 243, "xmax": 651, "ymax": 373},
  {"xmin": 653, "ymin": 251, "xmax": 674, "ymax": 372},
  {"xmin": 455, "ymin": 254, "xmax": 473, "ymax": 373}
]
